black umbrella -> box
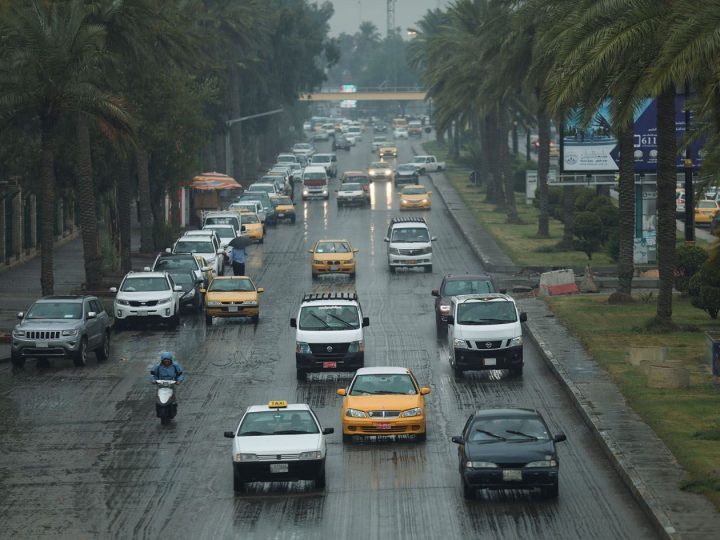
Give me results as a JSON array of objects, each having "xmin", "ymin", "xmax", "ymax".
[{"xmin": 228, "ymin": 235, "xmax": 254, "ymax": 249}]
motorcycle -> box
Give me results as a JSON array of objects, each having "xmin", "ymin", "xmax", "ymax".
[{"xmin": 153, "ymin": 379, "xmax": 178, "ymax": 425}]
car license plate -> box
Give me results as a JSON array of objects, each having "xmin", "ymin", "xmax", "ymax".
[
  {"xmin": 484, "ymin": 358, "xmax": 496, "ymax": 366},
  {"xmin": 36, "ymin": 341, "xmax": 49, "ymax": 348},
  {"xmin": 503, "ymin": 470, "xmax": 522, "ymax": 481},
  {"xmin": 329, "ymin": 266, "xmax": 339, "ymax": 271},
  {"xmin": 228, "ymin": 306, "xmax": 238, "ymax": 312},
  {"xmin": 139, "ymin": 311, "xmax": 149, "ymax": 316},
  {"xmin": 323, "ymin": 361, "xmax": 337, "ymax": 369},
  {"xmin": 277, "ymin": 213, "xmax": 285, "ymax": 217},
  {"xmin": 270, "ymin": 463, "xmax": 288, "ymax": 473},
  {"xmin": 375, "ymin": 423, "xmax": 392, "ymax": 430}
]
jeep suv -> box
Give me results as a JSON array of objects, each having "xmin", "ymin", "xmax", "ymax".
[
  {"xmin": 11, "ymin": 295, "xmax": 112, "ymax": 367},
  {"xmin": 384, "ymin": 217, "xmax": 436, "ymax": 273}
]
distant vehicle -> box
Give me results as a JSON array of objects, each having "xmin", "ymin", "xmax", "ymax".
[
  {"xmin": 408, "ymin": 120, "xmax": 423, "ymax": 137},
  {"xmin": 334, "ymin": 135, "xmax": 352, "ymax": 151},
  {"xmin": 378, "ymin": 142, "xmax": 398, "ymax": 158},
  {"xmin": 302, "ymin": 165, "xmax": 329, "ymax": 200},
  {"xmin": 341, "ymin": 171, "xmax": 371, "ymax": 194},
  {"xmin": 431, "ymin": 273, "xmax": 498, "ymax": 333},
  {"xmin": 372, "ymin": 135, "xmax": 389, "ymax": 151},
  {"xmin": 392, "ymin": 117, "xmax": 409, "ymax": 129},
  {"xmin": 399, "ymin": 185, "xmax": 432, "ymax": 211},
  {"xmin": 393, "ymin": 127, "xmax": 409, "ymax": 139},
  {"xmin": 394, "ymin": 164, "xmax": 420, "ymax": 186},
  {"xmin": 111, "ymin": 271, "xmax": 183, "ymax": 330},
  {"xmin": 410, "ymin": 155, "xmax": 445, "ymax": 173},
  {"xmin": 336, "ymin": 183, "xmax": 369, "ymax": 207},
  {"xmin": 368, "ymin": 161, "xmax": 393, "ymax": 181},
  {"xmin": 310, "ymin": 153, "xmax": 337, "ymax": 178}
]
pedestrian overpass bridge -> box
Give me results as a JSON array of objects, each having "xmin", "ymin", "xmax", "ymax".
[{"xmin": 298, "ymin": 87, "xmax": 427, "ymax": 101}]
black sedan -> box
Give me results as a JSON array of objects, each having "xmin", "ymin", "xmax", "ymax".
[
  {"xmin": 452, "ymin": 408, "xmax": 566, "ymax": 500},
  {"xmin": 334, "ymin": 135, "xmax": 352, "ymax": 151},
  {"xmin": 170, "ymin": 271, "xmax": 203, "ymax": 312},
  {"xmin": 431, "ymin": 273, "xmax": 498, "ymax": 334},
  {"xmin": 394, "ymin": 164, "xmax": 420, "ymax": 186}
]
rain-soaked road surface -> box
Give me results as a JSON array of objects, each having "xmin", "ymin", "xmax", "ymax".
[{"xmin": 0, "ymin": 135, "xmax": 656, "ymax": 539}]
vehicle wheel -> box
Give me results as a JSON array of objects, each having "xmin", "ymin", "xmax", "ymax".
[
  {"xmin": 510, "ymin": 366, "xmax": 523, "ymax": 377},
  {"xmin": 389, "ymin": 266, "xmax": 396, "ymax": 274},
  {"xmin": 342, "ymin": 433, "xmax": 352, "ymax": 443},
  {"xmin": 10, "ymin": 352, "xmax": 25, "ymax": 368},
  {"xmin": 542, "ymin": 483, "xmax": 559, "ymax": 498},
  {"xmin": 452, "ymin": 361, "xmax": 463, "ymax": 379},
  {"xmin": 416, "ymin": 431, "xmax": 427, "ymax": 442},
  {"xmin": 205, "ymin": 314, "xmax": 213, "ymax": 326},
  {"xmin": 424, "ymin": 264, "xmax": 432, "ymax": 273},
  {"xmin": 315, "ymin": 464, "xmax": 327, "ymax": 489},
  {"xmin": 350, "ymin": 272, "xmax": 356, "ymax": 279},
  {"xmin": 160, "ymin": 415, "xmax": 170, "ymax": 426},
  {"xmin": 251, "ymin": 314, "xmax": 259, "ymax": 324},
  {"xmin": 462, "ymin": 479, "xmax": 475, "ymax": 500},
  {"xmin": 169, "ymin": 311, "xmax": 180, "ymax": 329},
  {"xmin": 95, "ymin": 331, "xmax": 110, "ymax": 361},
  {"xmin": 296, "ymin": 368, "xmax": 307, "ymax": 382},
  {"xmin": 233, "ymin": 465, "xmax": 246, "ymax": 493},
  {"xmin": 73, "ymin": 337, "xmax": 88, "ymax": 367}
]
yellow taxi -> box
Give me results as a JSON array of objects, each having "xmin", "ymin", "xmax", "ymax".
[
  {"xmin": 337, "ymin": 367, "xmax": 430, "ymax": 442},
  {"xmin": 194, "ymin": 255, "xmax": 215, "ymax": 285},
  {"xmin": 237, "ymin": 211, "xmax": 264, "ymax": 243},
  {"xmin": 695, "ymin": 200, "xmax": 720, "ymax": 225},
  {"xmin": 309, "ymin": 239, "xmax": 358, "ymax": 279},
  {"xmin": 272, "ymin": 195, "xmax": 296, "ymax": 224},
  {"xmin": 399, "ymin": 184, "xmax": 432, "ymax": 210},
  {"xmin": 203, "ymin": 276, "xmax": 263, "ymax": 325},
  {"xmin": 378, "ymin": 142, "xmax": 398, "ymax": 158}
]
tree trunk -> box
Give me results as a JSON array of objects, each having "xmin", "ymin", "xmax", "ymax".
[
  {"xmin": 558, "ymin": 185, "xmax": 574, "ymax": 249},
  {"xmin": 117, "ymin": 160, "xmax": 132, "ymax": 274},
  {"xmin": 499, "ymin": 110, "xmax": 520, "ymax": 223},
  {"xmin": 655, "ymin": 87, "xmax": 677, "ymax": 324},
  {"xmin": 39, "ymin": 125, "xmax": 55, "ymax": 296},
  {"xmin": 537, "ymin": 110, "xmax": 550, "ymax": 237},
  {"xmin": 136, "ymin": 147, "xmax": 154, "ymax": 252},
  {"xmin": 485, "ymin": 113, "xmax": 505, "ymax": 208},
  {"xmin": 614, "ymin": 127, "xmax": 636, "ymax": 297},
  {"xmin": 76, "ymin": 115, "xmax": 102, "ymax": 290}
]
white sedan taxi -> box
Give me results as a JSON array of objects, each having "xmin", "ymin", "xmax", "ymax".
[{"xmin": 223, "ymin": 401, "xmax": 334, "ymax": 492}]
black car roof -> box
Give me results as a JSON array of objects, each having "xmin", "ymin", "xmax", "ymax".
[
  {"xmin": 38, "ymin": 296, "xmax": 88, "ymax": 302},
  {"xmin": 472, "ymin": 408, "xmax": 539, "ymax": 418}
]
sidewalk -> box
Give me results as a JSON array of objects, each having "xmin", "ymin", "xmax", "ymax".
[{"xmin": 415, "ymin": 142, "xmax": 720, "ymax": 539}]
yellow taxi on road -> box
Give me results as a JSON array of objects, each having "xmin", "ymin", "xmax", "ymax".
[
  {"xmin": 695, "ymin": 200, "xmax": 720, "ymax": 225},
  {"xmin": 237, "ymin": 211, "xmax": 264, "ymax": 243},
  {"xmin": 378, "ymin": 142, "xmax": 398, "ymax": 158},
  {"xmin": 272, "ymin": 195, "xmax": 296, "ymax": 224},
  {"xmin": 310, "ymin": 239, "xmax": 358, "ymax": 279},
  {"xmin": 203, "ymin": 276, "xmax": 263, "ymax": 325},
  {"xmin": 399, "ymin": 185, "xmax": 432, "ymax": 210},
  {"xmin": 337, "ymin": 367, "xmax": 430, "ymax": 442}
]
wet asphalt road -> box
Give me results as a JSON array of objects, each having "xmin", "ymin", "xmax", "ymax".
[{"xmin": 0, "ymin": 135, "xmax": 656, "ymax": 539}]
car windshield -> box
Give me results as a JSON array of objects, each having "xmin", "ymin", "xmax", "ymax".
[
  {"xmin": 275, "ymin": 197, "xmax": 293, "ymax": 205},
  {"xmin": 391, "ymin": 227, "xmax": 429, "ymax": 243},
  {"xmin": 26, "ymin": 302, "xmax": 82, "ymax": 320},
  {"xmin": 299, "ymin": 305, "xmax": 359, "ymax": 330},
  {"xmin": 304, "ymin": 173, "xmax": 326, "ymax": 181},
  {"xmin": 170, "ymin": 273, "xmax": 194, "ymax": 287},
  {"xmin": 174, "ymin": 240, "xmax": 214, "ymax": 254},
  {"xmin": 699, "ymin": 201, "xmax": 717, "ymax": 209},
  {"xmin": 208, "ymin": 278, "xmax": 255, "ymax": 292},
  {"xmin": 402, "ymin": 187, "xmax": 426, "ymax": 195},
  {"xmin": 248, "ymin": 185, "xmax": 274, "ymax": 194},
  {"xmin": 344, "ymin": 175, "xmax": 368, "ymax": 183},
  {"xmin": 315, "ymin": 242, "xmax": 351, "ymax": 253},
  {"xmin": 349, "ymin": 373, "xmax": 418, "ymax": 396},
  {"xmin": 231, "ymin": 203, "xmax": 258, "ymax": 213},
  {"xmin": 277, "ymin": 155, "xmax": 295, "ymax": 163},
  {"xmin": 204, "ymin": 227, "xmax": 235, "ymax": 241},
  {"xmin": 294, "ymin": 144, "xmax": 311, "ymax": 151},
  {"xmin": 120, "ymin": 277, "xmax": 170, "ymax": 292},
  {"xmin": 468, "ymin": 417, "xmax": 549, "ymax": 443},
  {"xmin": 313, "ymin": 156, "xmax": 331, "ymax": 163},
  {"xmin": 154, "ymin": 258, "xmax": 196, "ymax": 272},
  {"xmin": 240, "ymin": 213, "xmax": 259, "ymax": 223},
  {"xmin": 397, "ymin": 165, "xmax": 416, "ymax": 173},
  {"xmin": 341, "ymin": 183, "xmax": 362, "ymax": 191},
  {"xmin": 444, "ymin": 280, "xmax": 494, "ymax": 296},
  {"xmin": 371, "ymin": 162, "xmax": 388, "ymax": 169},
  {"xmin": 457, "ymin": 300, "xmax": 517, "ymax": 324},
  {"xmin": 204, "ymin": 217, "xmax": 238, "ymax": 228},
  {"xmin": 238, "ymin": 410, "xmax": 319, "ymax": 436}
]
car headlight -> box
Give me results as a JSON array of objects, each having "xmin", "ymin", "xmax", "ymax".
[
  {"xmin": 313, "ymin": 259, "xmax": 323, "ymax": 265},
  {"xmin": 419, "ymin": 246, "xmax": 432, "ymax": 255},
  {"xmin": 389, "ymin": 247, "xmax": 400, "ymax": 255},
  {"xmin": 384, "ymin": 170, "xmax": 391, "ymax": 176},
  {"xmin": 303, "ymin": 190, "xmax": 309, "ymax": 195},
  {"xmin": 422, "ymin": 199, "xmax": 428, "ymax": 203},
  {"xmin": 348, "ymin": 340, "xmax": 364, "ymax": 353},
  {"xmin": 12, "ymin": 329, "xmax": 25, "ymax": 337},
  {"xmin": 454, "ymin": 338, "xmax": 468, "ymax": 349},
  {"xmin": 158, "ymin": 296, "xmax": 173, "ymax": 304},
  {"xmin": 116, "ymin": 298, "xmax": 129, "ymax": 306},
  {"xmin": 183, "ymin": 288, "xmax": 195, "ymax": 298},
  {"xmin": 439, "ymin": 303, "xmax": 451, "ymax": 313},
  {"xmin": 400, "ymin": 407, "xmax": 423, "ymax": 418},
  {"xmin": 509, "ymin": 336, "xmax": 523, "ymax": 347},
  {"xmin": 465, "ymin": 461, "xmax": 498, "ymax": 469},
  {"xmin": 234, "ymin": 453, "xmax": 258, "ymax": 462},
  {"xmin": 207, "ymin": 301, "xmax": 222, "ymax": 307},
  {"xmin": 62, "ymin": 329, "xmax": 79, "ymax": 336},
  {"xmin": 296, "ymin": 341, "xmax": 311, "ymax": 354},
  {"xmin": 525, "ymin": 460, "xmax": 557, "ymax": 468},
  {"xmin": 369, "ymin": 171, "xmax": 377, "ymax": 176},
  {"xmin": 299, "ymin": 451, "xmax": 322, "ymax": 459},
  {"xmin": 346, "ymin": 408, "xmax": 368, "ymax": 418}
]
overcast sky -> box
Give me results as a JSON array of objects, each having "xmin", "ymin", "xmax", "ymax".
[{"xmin": 328, "ymin": 0, "xmax": 449, "ymax": 37}]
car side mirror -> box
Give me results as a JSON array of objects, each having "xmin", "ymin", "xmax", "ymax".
[
  {"xmin": 174, "ymin": 285, "xmax": 183, "ymax": 292},
  {"xmin": 290, "ymin": 318, "xmax": 297, "ymax": 328},
  {"xmin": 499, "ymin": 288, "xmax": 507, "ymax": 294},
  {"xmin": 446, "ymin": 315, "xmax": 454, "ymax": 325},
  {"xmin": 86, "ymin": 311, "xmax": 97, "ymax": 319},
  {"xmin": 257, "ymin": 288, "xmax": 264, "ymax": 293},
  {"xmin": 308, "ymin": 250, "xmax": 313, "ymax": 254},
  {"xmin": 362, "ymin": 317, "xmax": 370, "ymax": 327},
  {"xmin": 143, "ymin": 266, "xmax": 151, "ymax": 272},
  {"xmin": 323, "ymin": 427, "xmax": 335, "ymax": 435},
  {"xmin": 431, "ymin": 289, "xmax": 439, "ymax": 297},
  {"xmin": 224, "ymin": 431, "xmax": 235, "ymax": 438},
  {"xmin": 110, "ymin": 287, "xmax": 118, "ymax": 293},
  {"xmin": 553, "ymin": 433, "xmax": 567, "ymax": 443},
  {"xmin": 165, "ymin": 248, "xmax": 171, "ymax": 253},
  {"xmin": 383, "ymin": 237, "xmax": 389, "ymax": 242},
  {"xmin": 16, "ymin": 312, "xmax": 24, "ymax": 320},
  {"xmin": 431, "ymin": 236, "xmax": 437, "ymax": 242},
  {"xmin": 420, "ymin": 387, "xmax": 431, "ymax": 395},
  {"xmin": 217, "ymin": 249, "xmax": 224, "ymax": 255},
  {"xmin": 451, "ymin": 436, "xmax": 464, "ymax": 445},
  {"xmin": 353, "ymin": 249, "xmax": 359, "ymax": 253},
  {"xmin": 336, "ymin": 388, "xmax": 347, "ymax": 396},
  {"xmin": 201, "ymin": 267, "xmax": 211, "ymax": 272},
  {"xmin": 519, "ymin": 312, "xmax": 528, "ymax": 323}
]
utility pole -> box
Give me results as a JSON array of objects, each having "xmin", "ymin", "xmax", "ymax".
[{"xmin": 387, "ymin": 0, "xmax": 396, "ymax": 37}]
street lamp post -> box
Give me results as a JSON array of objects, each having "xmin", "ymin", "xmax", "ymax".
[{"xmin": 225, "ymin": 107, "xmax": 284, "ymax": 177}]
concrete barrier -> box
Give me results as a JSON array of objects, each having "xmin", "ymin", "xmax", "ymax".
[
  {"xmin": 538, "ymin": 269, "xmax": 579, "ymax": 296},
  {"xmin": 645, "ymin": 362, "xmax": 690, "ymax": 389},
  {"xmin": 626, "ymin": 346, "xmax": 669, "ymax": 366}
]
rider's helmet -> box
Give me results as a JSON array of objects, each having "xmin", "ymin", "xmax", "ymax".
[{"xmin": 160, "ymin": 351, "xmax": 174, "ymax": 365}]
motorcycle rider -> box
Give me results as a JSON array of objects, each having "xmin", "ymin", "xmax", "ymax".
[{"xmin": 150, "ymin": 351, "xmax": 185, "ymax": 383}]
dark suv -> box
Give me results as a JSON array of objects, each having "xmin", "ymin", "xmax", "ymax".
[
  {"xmin": 11, "ymin": 296, "xmax": 112, "ymax": 367},
  {"xmin": 432, "ymin": 273, "xmax": 499, "ymax": 334}
]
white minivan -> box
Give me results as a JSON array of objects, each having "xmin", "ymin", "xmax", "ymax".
[
  {"xmin": 447, "ymin": 293, "xmax": 527, "ymax": 378},
  {"xmin": 302, "ymin": 165, "xmax": 329, "ymax": 200}
]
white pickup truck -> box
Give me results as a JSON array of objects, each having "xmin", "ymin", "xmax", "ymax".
[{"xmin": 411, "ymin": 155, "xmax": 445, "ymax": 173}]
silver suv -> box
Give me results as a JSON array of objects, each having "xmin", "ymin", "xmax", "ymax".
[{"xmin": 11, "ymin": 295, "xmax": 112, "ymax": 368}]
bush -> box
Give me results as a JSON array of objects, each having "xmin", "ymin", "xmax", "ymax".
[
  {"xmin": 595, "ymin": 205, "xmax": 619, "ymax": 242},
  {"xmin": 676, "ymin": 244, "xmax": 709, "ymax": 293},
  {"xmin": 689, "ymin": 252, "xmax": 720, "ymax": 319},
  {"xmin": 574, "ymin": 188, "xmax": 596, "ymax": 212},
  {"xmin": 573, "ymin": 211, "xmax": 603, "ymax": 259},
  {"xmin": 586, "ymin": 195, "xmax": 614, "ymax": 212},
  {"xmin": 606, "ymin": 228, "xmax": 620, "ymax": 261}
]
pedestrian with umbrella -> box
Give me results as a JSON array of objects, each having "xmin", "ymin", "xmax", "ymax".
[{"xmin": 228, "ymin": 229, "xmax": 254, "ymax": 276}]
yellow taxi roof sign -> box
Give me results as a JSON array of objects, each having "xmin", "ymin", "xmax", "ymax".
[{"xmin": 268, "ymin": 400, "xmax": 288, "ymax": 409}]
